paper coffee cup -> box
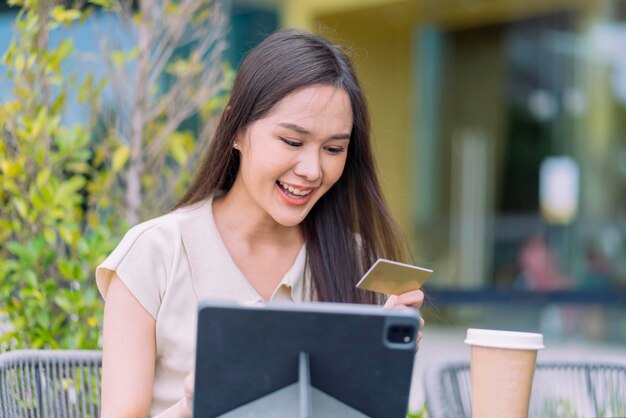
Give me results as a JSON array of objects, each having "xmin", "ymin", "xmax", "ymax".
[{"xmin": 465, "ymin": 329, "xmax": 544, "ymax": 418}]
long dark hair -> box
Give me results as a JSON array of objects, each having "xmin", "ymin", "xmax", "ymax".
[{"xmin": 175, "ymin": 29, "xmax": 406, "ymax": 304}]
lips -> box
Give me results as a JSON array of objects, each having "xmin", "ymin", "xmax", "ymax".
[
  {"xmin": 276, "ymin": 181, "xmax": 316, "ymax": 205},
  {"xmin": 277, "ymin": 180, "xmax": 313, "ymax": 196}
]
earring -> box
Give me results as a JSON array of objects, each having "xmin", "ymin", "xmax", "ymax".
[{"xmin": 233, "ymin": 141, "xmax": 239, "ymax": 149}]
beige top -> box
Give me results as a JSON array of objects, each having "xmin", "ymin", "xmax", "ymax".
[{"xmin": 96, "ymin": 197, "xmax": 308, "ymax": 415}]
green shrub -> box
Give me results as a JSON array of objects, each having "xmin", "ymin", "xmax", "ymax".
[
  {"xmin": 0, "ymin": 0, "xmax": 124, "ymax": 350},
  {"xmin": 0, "ymin": 0, "xmax": 230, "ymax": 351}
]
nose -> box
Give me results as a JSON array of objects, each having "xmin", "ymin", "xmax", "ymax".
[{"xmin": 293, "ymin": 148, "xmax": 322, "ymax": 183}]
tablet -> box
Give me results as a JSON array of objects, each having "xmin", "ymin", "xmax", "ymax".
[{"xmin": 193, "ymin": 301, "xmax": 419, "ymax": 418}]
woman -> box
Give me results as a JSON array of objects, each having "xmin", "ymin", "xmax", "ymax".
[{"xmin": 98, "ymin": 29, "xmax": 424, "ymax": 418}]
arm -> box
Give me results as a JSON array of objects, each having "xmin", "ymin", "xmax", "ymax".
[{"xmin": 101, "ymin": 273, "xmax": 193, "ymax": 418}]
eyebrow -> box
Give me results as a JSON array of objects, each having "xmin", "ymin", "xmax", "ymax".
[{"xmin": 278, "ymin": 122, "xmax": 351, "ymax": 140}]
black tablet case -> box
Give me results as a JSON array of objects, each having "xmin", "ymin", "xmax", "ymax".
[{"xmin": 193, "ymin": 302, "xmax": 419, "ymax": 418}]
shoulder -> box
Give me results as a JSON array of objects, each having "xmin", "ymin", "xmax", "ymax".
[
  {"xmin": 123, "ymin": 198, "xmax": 212, "ymax": 245},
  {"xmin": 96, "ymin": 198, "xmax": 213, "ymax": 306}
]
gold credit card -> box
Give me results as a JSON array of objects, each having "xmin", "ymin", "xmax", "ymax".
[{"xmin": 356, "ymin": 258, "xmax": 432, "ymax": 295}]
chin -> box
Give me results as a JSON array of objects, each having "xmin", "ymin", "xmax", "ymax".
[
  {"xmin": 270, "ymin": 207, "xmax": 312, "ymax": 227},
  {"xmin": 273, "ymin": 215, "xmax": 308, "ymax": 228},
  {"xmin": 266, "ymin": 198, "xmax": 316, "ymax": 227}
]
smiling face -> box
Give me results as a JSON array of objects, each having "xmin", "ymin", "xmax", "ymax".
[{"xmin": 229, "ymin": 84, "xmax": 353, "ymax": 227}]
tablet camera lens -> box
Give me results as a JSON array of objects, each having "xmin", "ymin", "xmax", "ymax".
[{"xmin": 387, "ymin": 326, "xmax": 414, "ymax": 344}]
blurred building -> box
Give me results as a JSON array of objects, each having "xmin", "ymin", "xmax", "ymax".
[
  {"xmin": 270, "ymin": 0, "xmax": 626, "ymax": 296},
  {"xmin": 278, "ymin": 0, "xmax": 626, "ymax": 342}
]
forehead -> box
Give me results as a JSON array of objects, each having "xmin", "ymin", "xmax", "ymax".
[{"xmin": 263, "ymin": 85, "xmax": 353, "ymax": 131}]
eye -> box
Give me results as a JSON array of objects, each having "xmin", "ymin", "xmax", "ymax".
[
  {"xmin": 324, "ymin": 146, "xmax": 346, "ymax": 154},
  {"xmin": 280, "ymin": 137, "xmax": 302, "ymax": 147}
]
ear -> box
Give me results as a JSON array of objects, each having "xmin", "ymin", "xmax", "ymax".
[{"xmin": 233, "ymin": 128, "xmax": 247, "ymax": 152}]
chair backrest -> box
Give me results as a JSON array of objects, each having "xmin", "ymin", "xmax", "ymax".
[
  {"xmin": 425, "ymin": 361, "xmax": 626, "ymax": 418},
  {"xmin": 0, "ymin": 349, "xmax": 102, "ymax": 418}
]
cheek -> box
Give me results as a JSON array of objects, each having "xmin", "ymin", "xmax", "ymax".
[
  {"xmin": 240, "ymin": 148, "xmax": 288, "ymax": 188},
  {"xmin": 324, "ymin": 155, "xmax": 348, "ymax": 186}
]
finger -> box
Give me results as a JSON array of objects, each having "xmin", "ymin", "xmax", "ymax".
[
  {"xmin": 184, "ymin": 371, "xmax": 195, "ymax": 398},
  {"xmin": 419, "ymin": 316, "xmax": 425, "ymax": 330},
  {"xmin": 182, "ymin": 371, "xmax": 195, "ymax": 417},
  {"xmin": 384, "ymin": 294, "xmax": 398, "ymax": 308},
  {"xmin": 395, "ymin": 289, "xmax": 424, "ymax": 308}
]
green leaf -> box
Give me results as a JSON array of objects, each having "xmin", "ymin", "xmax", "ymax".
[
  {"xmin": 51, "ymin": 7, "xmax": 81, "ymax": 24},
  {"xmin": 77, "ymin": 237, "xmax": 90, "ymax": 256},
  {"xmin": 112, "ymin": 145, "xmax": 130, "ymax": 172},
  {"xmin": 24, "ymin": 270, "xmax": 38, "ymax": 287},
  {"xmin": 13, "ymin": 198, "xmax": 29, "ymax": 219},
  {"xmin": 111, "ymin": 50, "xmax": 126, "ymax": 69},
  {"xmin": 0, "ymin": 157, "xmax": 24, "ymax": 178},
  {"xmin": 56, "ymin": 39, "xmax": 75, "ymax": 62},
  {"xmin": 26, "ymin": 54, "xmax": 36, "ymax": 70},
  {"xmin": 31, "ymin": 337, "xmax": 44, "ymax": 349},
  {"xmin": 31, "ymin": 189, "xmax": 45, "ymax": 211},
  {"xmin": 31, "ymin": 106, "xmax": 48, "ymax": 138},
  {"xmin": 54, "ymin": 294, "xmax": 74, "ymax": 313},
  {"xmin": 0, "ymin": 332, "xmax": 18, "ymax": 349},
  {"xmin": 36, "ymin": 168, "xmax": 51, "ymax": 189},
  {"xmin": 51, "ymin": 91, "xmax": 67, "ymax": 113},
  {"xmin": 170, "ymin": 137, "xmax": 188, "ymax": 165},
  {"xmin": 84, "ymin": 286, "xmax": 98, "ymax": 305},
  {"xmin": 65, "ymin": 161, "xmax": 90, "ymax": 173},
  {"xmin": 43, "ymin": 228, "xmax": 56, "ymax": 245},
  {"xmin": 40, "ymin": 184, "xmax": 54, "ymax": 205},
  {"xmin": 77, "ymin": 73, "xmax": 93, "ymax": 103},
  {"xmin": 36, "ymin": 309, "xmax": 51, "ymax": 329},
  {"xmin": 14, "ymin": 53, "xmax": 25, "ymax": 71},
  {"xmin": 166, "ymin": 58, "xmax": 202, "ymax": 77},
  {"xmin": 73, "ymin": 149, "xmax": 92, "ymax": 161},
  {"xmin": 58, "ymin": 259, "xmax": 74, "ymax": 280},
  {"xmin": 202, "ymin": 95, "xmax": 225, "ymax": 116},
  {"xmin": 58, "ymin": 226, "xmax": 80, "ymax": 246},
  {"xmin": 55, "ymin": 175, "xmax": 86, "ymax": 202},
  {"xmin": 6, "ymin": 241, "xmax": 30, "ymax": 263}
]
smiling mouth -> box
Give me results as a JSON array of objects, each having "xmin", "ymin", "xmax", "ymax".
[{"xmin": 276, "ymin": 181, "xmax": 313, "ymax": 198}]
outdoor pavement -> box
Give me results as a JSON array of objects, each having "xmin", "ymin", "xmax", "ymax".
[{"xmin": 408, "ymin": 325, "xmax": 626, "ymax": 412}]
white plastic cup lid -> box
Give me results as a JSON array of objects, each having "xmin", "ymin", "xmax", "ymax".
[{"xmin": 464, "ymin": 328, "xmax": 545, "ymax": 350}]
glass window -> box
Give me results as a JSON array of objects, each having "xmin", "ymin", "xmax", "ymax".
[{"xmin": 414, "ymin": 5, "xmax": 626, "ymax": 293}]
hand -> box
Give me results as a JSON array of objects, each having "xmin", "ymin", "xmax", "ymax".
[
  {"xmin": 384, "ymin": 289, "xmax": 425, "ymax": 347},
  {"xmin": 179, "ymin": 371, "xmax": 194, "ymax": 418},
  {"xmin": 149, "ymin": 370, "xmax": 195, "ymax": 418}
]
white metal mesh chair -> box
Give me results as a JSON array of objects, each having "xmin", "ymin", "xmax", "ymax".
[
  {"xmin": 0, "ymin": 349, "xmax": 102, "ymax": 418},
  {"xmin": 425, "ymin": 361, "xmax": 626, "ymax": 418}
]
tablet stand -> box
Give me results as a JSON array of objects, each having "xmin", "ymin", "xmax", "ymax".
[
  {"xmin": 219, "ymin": 352, "xmax": 370, "ymax": 418},
  {"xmin": 299, "ymin": 352, "xmax": 312, "ymax": 418}
]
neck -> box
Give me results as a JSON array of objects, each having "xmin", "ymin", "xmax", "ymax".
[{"xmin": 213, "ymin": 184, "xmax": 303, "ymax": 249}]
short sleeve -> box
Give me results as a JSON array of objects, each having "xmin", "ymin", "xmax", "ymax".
[{"xmin": 96, "ymin": 221, "xmax": 175, "ymax": 319}]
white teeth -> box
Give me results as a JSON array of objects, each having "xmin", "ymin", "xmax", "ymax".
[{"xmin": 279, "ymin": 181, "xmax": 312, "ymax": 196}]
